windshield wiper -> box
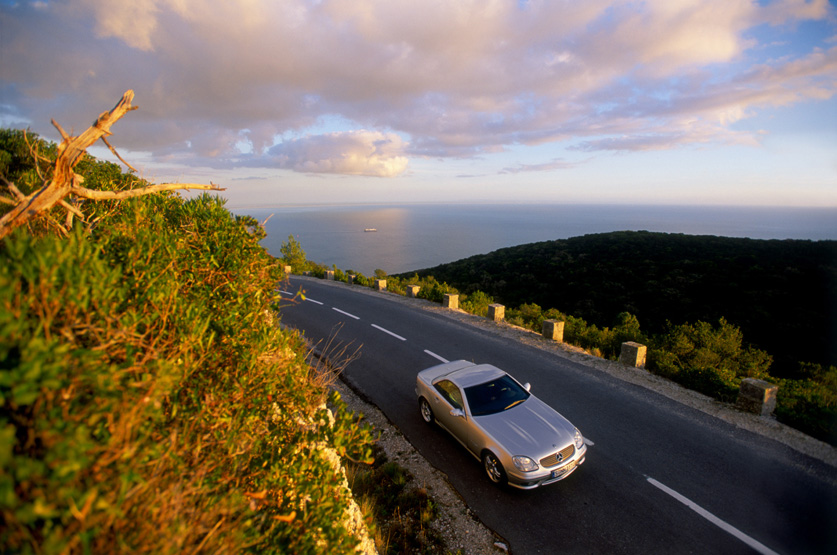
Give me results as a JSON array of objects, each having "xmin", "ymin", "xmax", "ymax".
[{"xmin": 504, "ymin": 399, "xmax": 524, "ymax": 410}]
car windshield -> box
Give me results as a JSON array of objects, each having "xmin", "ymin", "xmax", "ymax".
[{"xmin": 464, "ymin": 375, "xmax": 530, "ymax": 416}]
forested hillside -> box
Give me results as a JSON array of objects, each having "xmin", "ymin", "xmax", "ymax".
[{"xmin": 400, "ymin": 231, "xmax": 837, "ymax": 379}]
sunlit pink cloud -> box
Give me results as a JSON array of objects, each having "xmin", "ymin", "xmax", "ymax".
[
  {"xmin": 0, "ymin": 0, "xmax": 834, "ymax": 176},
  {"xmin": 266, "ymin": 131, "xmax": 409, "ymax": 177}
]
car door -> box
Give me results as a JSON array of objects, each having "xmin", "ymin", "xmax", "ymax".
[{"xmin": 432, "ymin": 379, "xmax": 478, "ymax": 454}]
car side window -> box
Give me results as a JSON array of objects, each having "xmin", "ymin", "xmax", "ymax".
[{"xmin": 434, "ymin": 380, "xmax": 464, "ymax": 410}]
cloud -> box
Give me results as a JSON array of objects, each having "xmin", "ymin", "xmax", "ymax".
[
  {"xmin": 266, "ymin": 131, "xmax": 409, "ymax": 177},
  {"xmin": 0, "ymin": 0, "xmax": 834, "ymax": 174},
  {"xmin": 500, "ymin": 158, "xmax": 580, "ymax": 174},
  {"xmin": 81, "ymin": 0, "xmax": 161, "ymax": 51}
]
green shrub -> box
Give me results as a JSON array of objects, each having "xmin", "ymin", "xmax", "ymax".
[
  {"xmin": 383, "ymin": 276, "xmax": 406, "ymax": 295},
  {"xmin": 1, "ymin": 133, "xmax": 377, "ymax": 553},
  {"xmin": 349, "ymin": 272, "xmax": 371, "ymax": 287},
  {"xmin": 332, "ymin": 265, "xmax": 347, "ymax": 283},
  {"xmin": 506, "ymin": 302, "xmax": 543, "ymax": 330},
  {"xmin": 461, "ymin": 290, "xmax": 494, "ymax": 317},
  {"xmin": 775, "ymin": 366, "xmax": 837, "ymax": 444},
  {"xmin": 279, "ymin": 234, "xmax": 308, "ymax": 273},
  {"xmin": 648, "ymin": 319, "xmax": 772, "ymax": 401},
  {"xmin": 414, "ymin": 276, "xmax": 457, "ymax": 303}
]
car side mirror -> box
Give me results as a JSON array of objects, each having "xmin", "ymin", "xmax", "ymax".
[
  {"xmin": 523, "ymin": 383, "xmax": 531, "ymax": 392},
  {"xmin": 450, "ymin": 408, "xmax": 465, "ymax": 418}
]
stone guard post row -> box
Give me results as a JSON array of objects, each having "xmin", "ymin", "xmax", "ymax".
[
  {"xmin": 307, "ymin": 273, "xmax": 780, "ymax": 418},
  {"xmin": 440, "ymin": 299, "xmax": 780, "ymax": 418}
]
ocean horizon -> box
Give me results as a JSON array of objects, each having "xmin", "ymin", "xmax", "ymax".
[{"xmin": 234, "ymin": 203, "xmax": 837, "ymax": 276}]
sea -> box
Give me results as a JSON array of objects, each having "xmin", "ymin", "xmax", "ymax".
[{"xmin": 234, "ymin": 204, "xmax": 837, "ymax": 276}]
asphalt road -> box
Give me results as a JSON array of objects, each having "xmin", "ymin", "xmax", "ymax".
[{"xmin": 278, "ymin": 276, "xmax": 837, "ymax": 555}]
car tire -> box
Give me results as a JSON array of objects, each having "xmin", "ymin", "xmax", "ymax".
[
  {"xmin": 482, "ymin": 451, "xmax": 507, "ymax": 486},
  {"xmin": 419, "ymin": 397, "xmax": 435, "ymax": 424}
]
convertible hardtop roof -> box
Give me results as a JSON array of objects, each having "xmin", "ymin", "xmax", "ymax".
[{"xmin": 431, "ymin": 360, "xmax": 507, "ymax": 388}]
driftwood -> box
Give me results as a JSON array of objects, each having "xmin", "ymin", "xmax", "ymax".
[{"xmin": 0, "ymin": 90, "xmax": 225, "ymax": 240}]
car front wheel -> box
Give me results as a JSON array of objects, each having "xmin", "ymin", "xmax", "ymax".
[
  {"xmin": 482, "ymin": 451, "xmax": 507, "ymax": 486},
  {"xmin": 419, "ymin": 397, "xmax": 434, "ymax": 424}
]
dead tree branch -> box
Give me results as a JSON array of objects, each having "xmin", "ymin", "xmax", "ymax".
[{"xmin": 0, "ymin": 90, "xmax": 225, "ymax": 240}]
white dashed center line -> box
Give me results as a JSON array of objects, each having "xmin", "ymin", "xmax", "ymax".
[
  {"xmin": 304, "ymin": 297, "xmax": 323, "ymax": 305},
  {"xmin": 371, "ymin": 324, "xmax": 406, "ymax": 341},
  {"xmin": 424, "ymin": 350, "xmax": 449, "ymax": 363},
  {"xmin": 646, "ymin": 477, "xmax": 780, "ymax": 555},
  {"xmin": 332, "ymin": 307, "xmax": 360, "ymax": 320}
]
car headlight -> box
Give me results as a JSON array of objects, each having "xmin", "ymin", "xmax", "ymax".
[
  {"xmin": 512, "ymin": 455, "xmax": 539, "ymax": 472},
  {"xmin": 574, "ymin": 428, "xmax": 584, "ymax": 450}
]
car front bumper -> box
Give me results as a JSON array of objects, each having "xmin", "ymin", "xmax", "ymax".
[{"xmin": 507, "ymin": 443, "xmax": 587, "ymax": 490}]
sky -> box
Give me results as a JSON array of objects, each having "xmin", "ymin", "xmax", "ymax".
[{"xmin": 1, "ymin": 0, "xmax": 835, "ymax": 209}]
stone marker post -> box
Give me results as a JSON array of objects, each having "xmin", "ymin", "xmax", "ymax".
[
  {"xmin": 407, "ymin": 285, "xmax": 420, "ymax": 298},
  {"xmin": 488, "ymin": 304, "xmax": 505, "ymax": 322},
  {"xmin": 374, "ymin": 279, "xmax": 387, "ymax": 291},
  {"xmin": 737, "ymin": 378, "xmax": 779, "ymax": 416},
  {"xmin": 443, "ymin": 293, "xmax": 459, "ymax": 309},
  {"xmin": 325, "ymin": 270, "xmax": 334, "ymax": 280},
  {"xmin": 619, "ymin": 341, "xmax": 647, "ymax": 368},
  {"xmin": 543, "ymin": 320, "xmax": 565, "ymax": 342}
]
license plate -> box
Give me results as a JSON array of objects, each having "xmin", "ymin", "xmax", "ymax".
[{"xmin": 551, "ymin": 461, "xmax": 576, "ymax": 479}]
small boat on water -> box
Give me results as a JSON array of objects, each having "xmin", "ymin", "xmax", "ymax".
[{"xmin": 364, "ymin": 228, "xmax": 377, "ymax": 232}]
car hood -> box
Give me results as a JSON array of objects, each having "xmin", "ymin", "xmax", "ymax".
[{"xmin": 475, "ymin": 396, "xmax": 575, "ymax": 457}]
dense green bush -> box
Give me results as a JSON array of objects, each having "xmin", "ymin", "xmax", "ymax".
[
  {"xmin": 279, "ymin": 234, "xmax": 309, "ymax": 274},
  {"xmin": 413, "ymin": 276, "xmax": 457, "ymax": 303},
  {"xmin": 649, "ymin": 318, "xmax": 772, "ymax": 401},
  {"xmin": 775, "ymin": 367, "xmax": 837, "ymax": 444},
  {"xmin": 1, "ymin": 132, "xmax": 376, "ymax": 553},
  {"xmin": 461, "ymin": 290, "xmax": 494, "ymax": 317},
  {"xmin": 351, "ymin": 273, "xmax": 372, "ymax": 287}
]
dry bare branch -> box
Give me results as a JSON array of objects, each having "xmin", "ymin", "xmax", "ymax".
[
  {"xmin": 0, "ymin": 176, "xmax": 26, "ymax": 202},
  {"xmin": 101, "ymin": 135, "xmax": 138, "ymax": 173},
  {"xmin": 260, "ymin": 213, "xmax": 275, "ymax": 226},
  {"xmin": 71, "ymin": 182, "xmax": 223, "ymax": 201},
  {"xmin": 0, "ymin": 90, "xmax": 225, "ymax": 240},
  {"xmin": 59, "ymin": 199, "xmax": 84, "ymax": 219}
]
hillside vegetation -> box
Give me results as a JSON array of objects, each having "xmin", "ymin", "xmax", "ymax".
[
  {"xmin": 401, "ymin": 232, "xmax": 837, "ymax": 378},
  {"xmin": 1, "ymin": 129, "xmax": 377, "ymax": 553},
  {"xmin": 381, "ymin": 233, "xmax": 836, "ymax": 444}
]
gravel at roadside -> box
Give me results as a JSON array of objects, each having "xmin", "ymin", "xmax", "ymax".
[{"xmin": 332, "ymin": 378, "xmax": 506, "ymax": 554}]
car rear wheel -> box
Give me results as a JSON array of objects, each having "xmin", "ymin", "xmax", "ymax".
[
  {"xmin": 482, "ymin": 451, "xmax": 507, "ymax": 486},
  {"xmin": 419, "ymin": 397, "xmax": 434, "ymax": 424}
]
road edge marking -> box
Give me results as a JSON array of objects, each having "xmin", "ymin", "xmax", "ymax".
[{"xmin": 646, "ymin": 477, "xmax": 780, "ymax": 555}]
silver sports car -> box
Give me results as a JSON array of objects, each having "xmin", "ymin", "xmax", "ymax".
[{"xmin": 415, "ymin": 360, "xmax": 587, "ymax": 489}]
